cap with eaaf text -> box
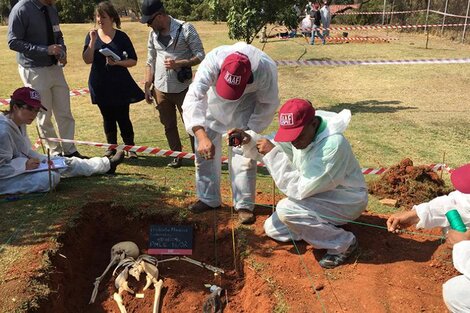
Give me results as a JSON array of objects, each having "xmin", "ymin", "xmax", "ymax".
[
  {"xmin": 11, "ymin": 87, "xmax": 47, "ymax": 111},
  {"xmin": 274, "ymin": 98, "xmax": 315, "ymax": 142},
  {"xmin": 215, "ymin": 52, "xmax": 252, "ymax": 101}
]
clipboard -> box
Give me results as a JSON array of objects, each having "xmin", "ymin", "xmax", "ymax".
[{"xmin": 99, "ymin": 48, "xmax": 121, "ymax": 61}]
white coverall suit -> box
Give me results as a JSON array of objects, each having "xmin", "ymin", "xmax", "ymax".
[
  {"xmin": 182, "ymin": 42, "xmax": 279, "ymax": 210},
  {"xmin": 411, "ymin": 191, "xmax": 470, "ymax": 312},
  {"xmin": 241, "ymin": 110, "xmax": 368, "ymax": 254},
  {"xmin": 0, "ymin": 114, "xmax": 110, "ymax": 195}
]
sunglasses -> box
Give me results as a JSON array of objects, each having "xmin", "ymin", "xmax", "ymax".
[{"xmin": 147, "ymin": 13, "xmax": 161, "ymax": 26}]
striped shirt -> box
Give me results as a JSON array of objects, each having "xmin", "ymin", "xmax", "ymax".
[{"xmin": 146, "ymin": 17, "xmax": 205, "ymax": 93}]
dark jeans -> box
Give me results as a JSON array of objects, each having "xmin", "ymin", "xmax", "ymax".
[
  {"xmin": 97, "ymin": 104, "xmax": 134, "ymax": 145},
  {"xmin": 155, "ymin": 88, "xmax": 195, "ymax": 153}
]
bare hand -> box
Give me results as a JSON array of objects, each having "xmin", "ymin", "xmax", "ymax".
[
  {"xmin": 47, "ymin": 44, "xmax": 63, "ymax": 56},
  {"xmin": 386, "ymin": 210, "xmax": 420, "ymax": 233},
  {"xmin": 197, "ymin": 137, "xmax": 215, "ymax": 160},
  {"xmin": 89, "ymin": 29, "xmax": 98, "ymax": 42},
  {"xmin": 144, "ymin": 84, "xmax": 154, "ymax": 104},
  {"xmin": 164, "ymin": 58, "xmax": 178, "ymax": 70},
  {"xmin": 106, "ymin": 56, "xmax": 119, "ymax": 66},
  {"xmin": 446, "ymin": 229, "xmax": 470, "ymax": 247},
  {"xmin": 58, "ymin": 55, "xmax": 67, "ymax": 66},
  {"xmin": 256, "ymin": 138, "xmax": 275, "ymax": 155},
  {"xmin": 227, "ymin": 128, "xmax": 251, "ymax": 146},
  {"xmin": 25, "ymin": 158, "xmax": 40, "ymax": 170}
]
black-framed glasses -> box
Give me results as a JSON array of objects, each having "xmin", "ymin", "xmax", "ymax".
[{"xmin": 147, "ymin": 13, "xmax": 161, "ymax": 26}]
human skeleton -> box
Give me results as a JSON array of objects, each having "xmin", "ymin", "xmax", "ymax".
[{"xmin": 89, "ymin": 241, "xmax": 224, "ymax": 313}]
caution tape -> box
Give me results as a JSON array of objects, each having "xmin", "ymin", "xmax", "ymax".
[
  {"xmin": 275, "ymin": 57, "xmax": 470, "ymax": 67},
  {"xmin": 305, "ymin": 23, "xmax": 470, "ymax": 32},
  {"xmin": 1, "ymin": 88, "xmax": 90, "ymax": 106},
  {"xmin": 35, "ymin": 137, "xmax": 451, "ymax": 175},
  {"xmin": 335, "ymin": 9, "xmax": 427, "ymax": 16},
  {"xmin": 430, "ymin": 10, "xmax": 469, "ymax": 19},
  {"xmin": 326, "ymin": 36, "xmax": 398, "ymax": 42}
]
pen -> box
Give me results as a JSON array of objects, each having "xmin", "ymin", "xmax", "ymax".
[{"xmin": 21, "ymin": 151, "xmax": 46, "ymax": 163}]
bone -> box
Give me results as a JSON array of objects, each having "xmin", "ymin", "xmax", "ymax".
[
  {"xmin": 89, "ymin": 241, "xmax": 139, "ymax": 304},
  {"xmin": 113, "ymin": 292, "xmax": 127, "ymax": 313},
  {"xmin": 115, "ymin": 267, "xmax": 134, "ymax": 295},
  {"xmin": 153, "ymin": 279, "xmax": 164, "ymax": 313},
  {"xmin": 142, "ymin": 261, "xmax": 159, "ymax": 291}
]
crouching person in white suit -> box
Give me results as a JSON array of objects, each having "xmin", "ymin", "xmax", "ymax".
[
  {"xmin": 387, "ymin": 163, "xmax": 470, "ymax": 312},
  {"xmin": 0, "ymin": 87, "xmax": 124, "ymax": 195},
  {"xmin": 231, "ymin": 98, "xmax": 368, "ymax": 268}
]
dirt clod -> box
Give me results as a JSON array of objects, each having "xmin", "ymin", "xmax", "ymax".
[{"xmin": 368, "ymin": 158, "xmax": 451, "ymax": 209}]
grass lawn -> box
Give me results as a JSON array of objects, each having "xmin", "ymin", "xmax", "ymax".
[{"xmin": 0, "ymin": 21, "xmax": 469, "ymax": 312}]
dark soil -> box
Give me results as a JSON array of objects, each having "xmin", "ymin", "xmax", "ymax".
[{"xmin": 368, "ymin": 158, "xmax": 452, "ymax": 209}]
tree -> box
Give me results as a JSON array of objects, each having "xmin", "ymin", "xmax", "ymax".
[
  {"xmin": 56, "ymin": 0, "xmax": 99, "ymax": 23},
  {"xmin": 226, "ymin": 0, "xmax": 298, "ymax": 44}
]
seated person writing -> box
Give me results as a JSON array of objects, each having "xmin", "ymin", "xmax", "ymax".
[{"xmin": 0, "ymin": 87, "xmax": 123, "ymax": 195}]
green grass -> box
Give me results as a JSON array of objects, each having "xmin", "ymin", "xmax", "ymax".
[{"xmin": 0, "ymin": 20, "xmax": 469, "ymax": 312}]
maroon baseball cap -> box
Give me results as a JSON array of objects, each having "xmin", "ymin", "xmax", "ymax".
[
  {"xmin": 451, "ymin": 163, "xmax": 470, "ymax": 194},
  {"xmin": 215, "ymin": 52, "xmax": 252, "ymax": 100},
  {"xmin": 274, "ymin": 98, "xmax": 315, "ymax": 142},
  {"xmin": 11, "ymin": 87, "xmax": 47, "ymax": 111}
]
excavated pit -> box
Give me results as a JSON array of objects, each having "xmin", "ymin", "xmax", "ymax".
[{"xmin": 33, "ymin": 202, "xmax": 244, "ymax": 313}]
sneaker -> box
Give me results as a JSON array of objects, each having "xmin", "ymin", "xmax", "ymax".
[
  {"xmin": 319, "ymin": 239, "xmax": 358, "ymax": 269},
  {"xmin": 107, "ymin": 150, "xmax": 125, "ymax": 174},
  {"xmin": 167, "ymin": 158, "xmax": 182, "ymax": 168},
  {"xmin": 189, "ymin": 200, "xmax": 219, "ymax": 213},
  {"xmin": 128, "ymin": 151, "xmax": 138, "ymax": 159},
  {"xmin": 63, "ymin": 151, "xmax": 89, "ymax": 159},
  {"xmin": 238, "ymin": 209, "xmax": 255, "ymax": 225},
  {"xmin": 104, "ymin": 149, "xmax": 116, "ymax": 158}
]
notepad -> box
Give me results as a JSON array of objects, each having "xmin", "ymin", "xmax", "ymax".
[
  {"xmin": 26, "ymin": 158, "xmax": 68, "ymax": 173},
  {"xmin": 99, "ymin": 48, "xmax": 121, "ymax": 61}
]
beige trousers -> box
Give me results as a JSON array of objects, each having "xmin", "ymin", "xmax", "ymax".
[{"xmin": 18, "ymin": 64, "xmax": 77, "ymax": 155}]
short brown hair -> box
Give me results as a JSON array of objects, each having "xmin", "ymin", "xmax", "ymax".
[{"xmin": 95, "ymin": 1, "xmax": 121, "ymax": 29}]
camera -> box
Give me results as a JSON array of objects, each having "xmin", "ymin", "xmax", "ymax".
[
  {"xmin": 228, "ymin": 132, "xmax": 243, "ymax": 147},
  {"xmin": 177, "ymin": 67, "xmax": 193, "ymax": 83}
]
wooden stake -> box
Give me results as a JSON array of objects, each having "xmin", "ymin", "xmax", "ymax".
[
  {"xmin": 272, "ymin": 178, "xmax": 276, "ymax": 213},
  {"xmin": 441, "ymin": 151, "xmax": 446, "ymax": 179},
  {"xmin": 47, "ymin": 149, "xmax": 53, "ymax": 192},
  {"xmin": 35, "ymin": 126, "xmax": 46, "ymax": 154}
]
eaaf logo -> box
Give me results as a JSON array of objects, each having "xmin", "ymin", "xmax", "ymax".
[
  {"xmin": 224, "ymin": 71, "xmax": 241, "ymax": 86},
  {"xmin": 279, "ymin": 113, "xmax": 294, "ymax": 126}
]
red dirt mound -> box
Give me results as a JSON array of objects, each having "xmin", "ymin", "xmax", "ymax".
[{"xmin": 368, "ymin": 158, "xmax": 451, "ymax": 209}]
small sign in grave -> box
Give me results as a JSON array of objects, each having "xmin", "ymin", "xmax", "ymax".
[{"xmin": 148, "ymin": 225, "xmax": 193, "ymax": 255}]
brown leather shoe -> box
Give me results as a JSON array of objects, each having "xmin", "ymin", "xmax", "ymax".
[
  {"xmin": 238, "ymin": 209, "xmax": 255, "ymax": 224},
  {"xmin": 189, "ymin": 200, "xmax": 219, "ymax": 213}
]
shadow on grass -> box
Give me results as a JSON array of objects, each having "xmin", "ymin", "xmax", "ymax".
[{"xmin": 322, "ymin": 99, "xmax": 417, "ymax": 114}]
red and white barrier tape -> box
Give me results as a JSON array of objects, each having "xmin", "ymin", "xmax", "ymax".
[
  {"xmin": 35, "ymin": 137, "xmax": 451, "ymax": 174},
  {"xmin": 305, "ymin": 23, "xmax": 470, "ymax": 32},
  {"xmin": 429, "ymin": 10, "xmax": 469, "ymax": 19},
  {"xmin": 335, "ymin": 9, "xmax": 427, "ymax": 16},
  {"xmin": 1, "ymin": 88, "xmax": 90, "ymax": 106},
  {"xmin": 326, "ymin": 36, "xmax": 398, "ymax": 41},
  {"xmin": 275, "ymin": 57, "xmax": 470, "ymax": 67}
]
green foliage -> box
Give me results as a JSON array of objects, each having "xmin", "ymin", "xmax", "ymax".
[
  {"xmin": 56, "ymin": 0, "xmax": 99, "ymax": 23},
  {"xmin": 226, "ymin": 0, "xmax": 298, "ymax": 43}
]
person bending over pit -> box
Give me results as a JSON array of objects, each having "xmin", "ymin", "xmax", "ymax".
[
  {"xmin": 0, "ymin": 87, "xmax": 124, "ymax": 195},
  {"xmin": 387, "ymin": 163, "xmax": 470, "ymax": 312},
  {"xmin": 230, "ymin": 98, "xmax": 368, "ymax": 268}
]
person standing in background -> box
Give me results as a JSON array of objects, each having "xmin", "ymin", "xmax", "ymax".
[
  {"xmin": 82, "ymin": 1, "xmax": 144, "ymax": 159},
  {"xmin": 320, "ymin": 1, "xmax": 331, "ymax": 42},
  {"xmin": 7, "ymin": 0, "xmax": 86, "ymax": 158},
  {"xmin": 141, "ymin": 0, "xmax": 205, "ymax": 168}
]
